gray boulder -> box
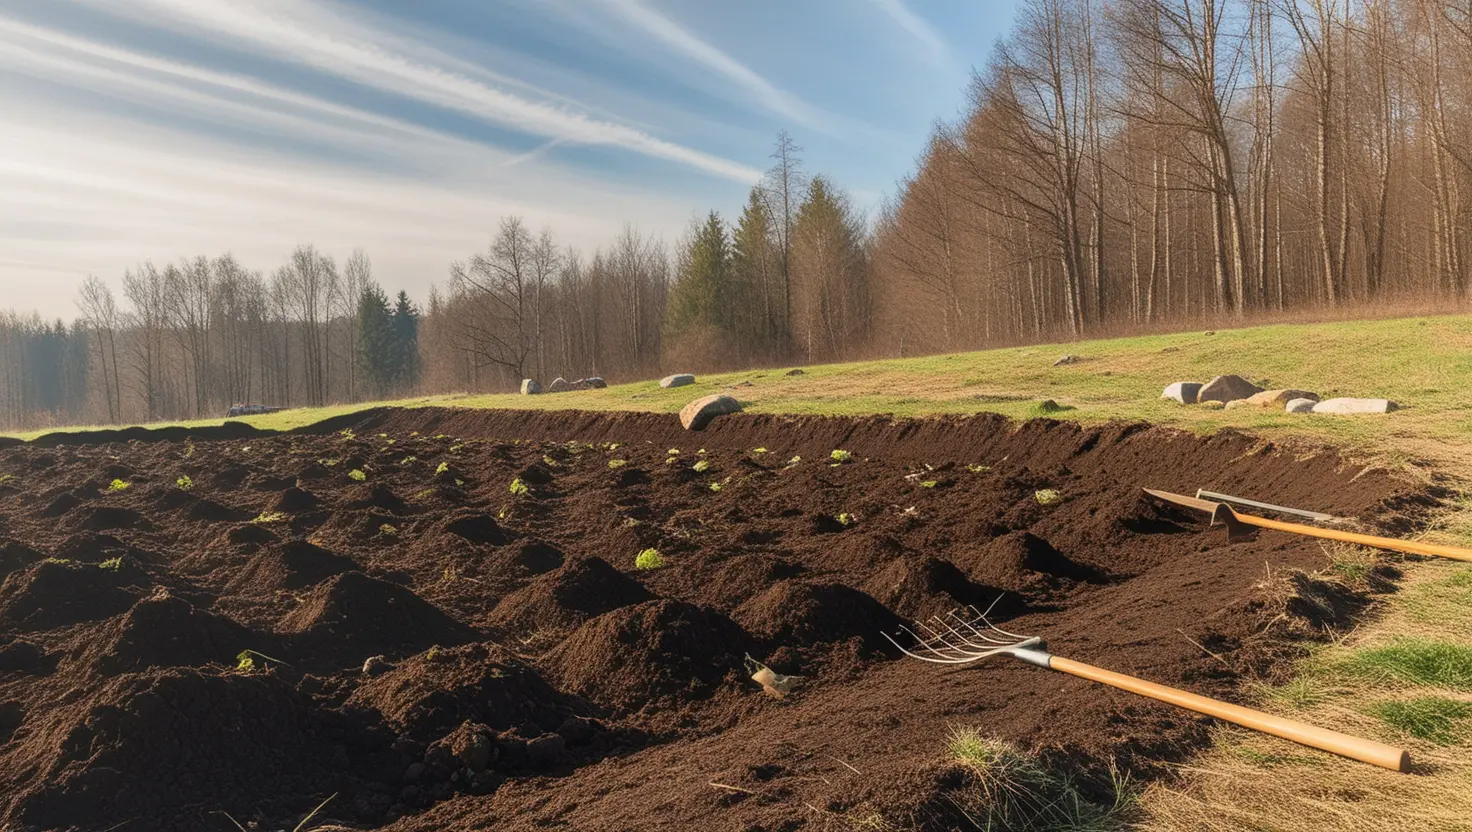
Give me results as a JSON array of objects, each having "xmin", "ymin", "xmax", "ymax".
[
  {"xmin": 1285, "ymin": 398, "xmax": 1317, "ymax": 414},
  {"xmin": 575, "ymin": 377, "xmax": 607, "ymax": 389},
  {"xmin": 1161, "ymin": 382, "xmax": 1203, "ymax": 405},
  {"xmin": 679, "ymin": 394, "xmax": 742, "ymax": 430},
  {"xmin": 660, "ymin": 373, "xmax": 696, "ymax": 389},
  {"xmin": 1198, "ymin": 375, "xmax": 1264, "ymax": 404},
  {"xmin": 520, "ymin": 379, "xmax": 541, "ymax": 395},
  {"xmin": 1312, "ymin": 398, "xmax": 1398, "ymax": 415},
  {"xmin": 546, "ymin": 377, "xmax": 572, "ymax": 393}
]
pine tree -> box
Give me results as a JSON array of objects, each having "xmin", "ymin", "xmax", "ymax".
[
  {"xmin": 391, "ymin": 290, "xmax": 421, "ymax": 392},
  {"xmin": 355, "ymin": 283, "xmax": 395, "ymax": 397},
  {"xmin": 731, "ymin": 187, "xmax": 782, "ymax": 357},
  {"xmin": 665, "ymin": 211, "xmax": 733, "ymax": 339}
]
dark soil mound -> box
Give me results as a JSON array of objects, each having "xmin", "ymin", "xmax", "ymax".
[
  {"xmin": 3, "ymin": 670, "xmax": 336, "ymax": 832},
  {"xmin": 229, "ymin": 539, "xmax": 355, "ymax": 592},
  {"xmin": 0, "ymin": 560, "xmax": 141, "ymax": 631},
  {"xmin": 514, "ymin": 540, "xmax": 566, "ymax": 574},
  {"xmin": 489, "ymin": 556, "xmax": 651, "ymax": 633},
  {"xmin": 185, "ymin": 498, "xmax": 251, "ymax": 523},
  {"xmin": 863, "ymin": 556, "xmax": 1022, "ymax": 623},
  {"xmin": 210, "ymin": 464, "xmax": 250, "ymax": 488},
  {"xmin": 92, "ymin": 594, "xmax": 256, "ymax": 674},
  {"xmin": 41, "ymin": 491, "xmax": 84, "ymax": 517},
  {"xmin": 733, "ymin": 580, "xmax": 902, "ymax": 649},
  {"xmin": 0, "ymin": 541, "xmax": 44, "ymax": 578},
  {"xmin": 0, "ymin": 638, "xmax": 48, "ymax": 673},
  {"xmin": 348, "ymin": 642, "xmax": 576, "ymax": 740},
  {"xmin": 226, "ymin": 523, "xmax": 278, "ymax": 546},
  {"xmin": 70, "ymin": 505, "xmax": 150, "ymax": 532},
  {"xmin": 516, "ymin": 461, "xmax": 556, "ymax": 486},
  {"xmin": 547, "ymin": 600, "xmax": 752, "ymax": 714},
  {"xmin": 962, "ymin": 531, "xmax": 1102, "ymax": 590},
  {"xmin": 273, "ymin": 487, "xmax": 321, "ymax": 513},
  {"xmin": 280, "ymin": 571, "xmax": 474, "ymax": 660},
  {"xmin": 443, "ymin": 512, "xmax": 512, "ymax": 546},
  {"xmin": 348, "ymin": 484, "xmax": 410, "ymax": 514},
  {"xmin": 703, "ymin": 554, "xmax": 806, "ymax": 609}
]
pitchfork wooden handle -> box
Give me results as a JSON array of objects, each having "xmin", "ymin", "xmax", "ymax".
[
  {"xmin": 1047, "ymin": 656, "xmax": 1412, "ymax": 772},
  {"xmin": 1235, "ymin": 512, "xmax": 1472, "ymax": 563}
]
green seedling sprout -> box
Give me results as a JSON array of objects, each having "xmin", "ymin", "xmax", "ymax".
[
  {"xmin": 348, "ymin": 469, "xmax": 366, "ymax": 482},
  {"xmin": 107, "ymin": 478, "xmax": 130, "ymax": 492},
  {"xmin": 98, "ymin": 556, "xmax": 123, "ymax": 570},
  {"xmin": 635, "ymin": 548, "xmax": 664, "ymax": 570},
  {"xmin": 176, "ymin": 475, "xmax": 193, "ymax": 491},
  {"xmin": 379, "ymin": 523, "xmax": 398, "ymax": 537},
  {"xmin": 508, "ymin": 477, "xmax": 529, "ymax": 496},
  {"xmin": 608, "ymin": 459, "xmax": 627, "ymax": 468},
  {"xmin": 319, "ymin": 458, "xmax": 340, "ymax": 467},
  {"xmin": 830, "ymin": 449, "xmax": 853, "ymax": 464},
  {"xmin": 838, "ymin": 512, "xmax": 854, "ymax": 526},
  {"xmin": 339, "ymin": 428, "xmax": 355, "ymax": 440},
  {"xmin": 968, "ymin": 464, "xmax": 991, "ymax": 473},
  {"xmin": 252, "ymin": 511, "xmax": 286, "ymax": 524},
  {"xmin": 692, "ymin": 459, "xmax": 711, "ymax": 473},
  {"xmin": 1034, "ymin": 489, "xmax": 1063, "ymax": 506},
  {"xmin": 752, "ymin": 447, "xmax": 768, "ymax": 455},
  {"xmin": 709, "ymin": 481, "xmax": 723, "ymax": 492},
  {"xmin": 920, "ymin": 480, "xmax": 938, "ymax": 489},
  {"xmin": 435, "ymin": 461, "xmax": 450, "ymax": 476}
]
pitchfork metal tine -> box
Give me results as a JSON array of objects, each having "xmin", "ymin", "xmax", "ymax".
[
  {"xmin": 945, "ymin": 611, "xmax": 1016, "ymax": 647},
  {"xmin": 964, "ymin": 602, "xmax": 1030, "ymax": 641}
]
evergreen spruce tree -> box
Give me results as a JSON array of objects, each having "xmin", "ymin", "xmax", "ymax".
[
  {"xmin": 355, "ymin": 283, "xmax": 395, "ymax": 396},
  {"xmin": 391, "ymin": 290, "xmax": 421, "ymax": 392}
]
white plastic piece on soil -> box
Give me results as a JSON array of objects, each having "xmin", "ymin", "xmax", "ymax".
[{"xmin": 745, "ymin": 654, "xmax": 800, "ymax": 699}]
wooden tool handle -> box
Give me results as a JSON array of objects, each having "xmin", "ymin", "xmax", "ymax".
[
  {"xmin": 1237, "ymin": 513, "xmax": 1472, "ymax": 563},
  {"xmin": 1049, "ymin": 656, "xmax": 1411, "ymax": 772}
]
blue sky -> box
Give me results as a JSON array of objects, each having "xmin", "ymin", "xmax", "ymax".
[{"xmin": 0, "ymin": 0, "xmax": 1019, "ymax": 316}]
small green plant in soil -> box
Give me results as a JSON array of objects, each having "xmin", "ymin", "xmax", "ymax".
[
  {"xmin": 339, "ymin": 428, "xmax": 355, "ymax": 440},
  {"xmin": 175, "ymin": 475, "xmax": 193, "ymax": 491},
  {"xmin": 967, "ymin": 463, "xmax": 991, "ymax": 473},
  {"xmin": 635, "ymin": 548, "xmax": 665, "ymax": 570},
  {"xmin": 692, "ymin": 459, "xmax": 711, "ymax": 473},
  {"xmin": 379, "ymin": 523, "xmax": 399, "ymax": 537},
  {"xmin": 319, "ymin": 458, "xmax": 340, "ymax": 467},
  {"xmin": 508, "ymin": 477, "xmax": 529, "ymax": 496},
  {"xmin": 1367, "ymin": 697, "xmax": 1472, "ymax": 745},
  {"xmin": 919, "ymin": 480, "xmax": 938, "ymax": 489},
  {"xmin": 252, "ymin": 511, "xmax": 286, "ymax": 524},
  {"xmin": 752, "ymin": 447, "xmax": 768, "ymax": 454},
  {"xmin": 236, "ymin": 652, "xmax": 256, "ymax": 672},
  {"xmin": 348, "ymin": 469, "xmax": 366, "ymax": 482},
  {"xmin": 830, "ymin": 449, "xmax": 853, "ymax": 463},
  {"xmin": 608, "ymin": 458, "xmax": 627, "ymax": 468},
  {"xmin": 97, "ymin": 557, "xmax": 123, "ymax": 570},
  {"xmin": 709, "ymin": 481, "xmax": 723, "ymax": 492},
  {"xmin": 107, "ymin": 478, "xmax": 130, "ymax": 492},
  {"xmin": 837, "ymin": 512, "xmax": 854, "ymax": 526},
  {"xmin": 667, "ymin": 448, "xmax": 680, "ymax": 455},
  {"xmin": 397, "ymin": 455, "xmax": 417, "ymax": 466},
  {"xmin": 435, "ymin": 461, "xmax": 449, "ymax": 476},
  {"xmin": 785, "ymin": 455, "xmax": 801, "ymax": 467},
  {"xmin": 1034, "ymin": 489, "xmax": 1062, "ymax": 505},
  {"xmin": 0, "ymin": 473, "xmax": 15, "ymax": 485}
]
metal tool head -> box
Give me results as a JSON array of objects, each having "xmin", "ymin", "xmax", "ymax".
[
  {"xmin": 1143, "ymin": 488, "xmax": 1258, "ymax": 542},
  {"xmin": 882, "ymin": 599, "xmax": 1044, "ymax": 665}
]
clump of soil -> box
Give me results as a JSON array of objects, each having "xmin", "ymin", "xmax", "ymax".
[
  {"xmin": 961, "ymin": 531, "xmax": 1102, "ymax": 591},
  {"xmin": 69, "ymin": 505, "xmax": 151, "ymax": 532},
  {"xmin": 349, "ymin": 642, "xmax": 577, "ymax": 740},
  {"xmin": 547, "ymin": 600, "xmax": 753, "ymax": 714},
  {"xmin": 733, "ymin": 580, "xmax": 903, "ymax": 650},
  {"xmin": 489, "ymin": 556, "xmax": 652, "ymax": 633},
  {"xmin": 274, "ymin": 486, "xmax": 321, "ymax": 513},
  {"xmin": 5, "ymin": 670, "xmax": 337, "ymax": 832},
  {"xmin": 0, "ymin": 541, "xmax": 44, "ymax": 578},
  {"xmin": 280, "ymin": 571, "xmax": 475, "ymax": 661},
  {"xmin": 512, "ymin": 540, "xmax": 565, "ymax": 574},
  {"xmin": 442, "ymin": 512, "xmax": 512, "ymax": 546},
  {"xmin": 226, "ymin": 523, "xmax": 278, "ymax": 546},
  {"xmin": 185, "ymin": 498, "xmax": 250, "ymax": 523},
  {"xmin": 348, "ymin": 484, "xmax": 411, "ymax": 514},
  {"xmin": 91, "ymin": 593, "xmax": 257, "ymax": 674},
  {"xmin": 230, "ymin": 539, "xmax": 355, "ymax": 592},
  {"xmin": 863, "ymin": 555, "xmax": 1019, "ymax": 623},
  {"xmin": 40, "ymin": 492, "xmax": 83, "ymax": 517},
  {"xmin": 0, "ymin": 560, "xmax": 141, "ymax": 630}
]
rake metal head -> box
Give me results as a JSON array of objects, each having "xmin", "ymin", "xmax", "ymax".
[{"xmin": 883, "ymin": 599, "xmax": 1046, "ymax": 665}]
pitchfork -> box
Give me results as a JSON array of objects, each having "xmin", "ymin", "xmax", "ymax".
[{"xmin": 884, "ymin": 604, "xmax": 1410, "ymax": 772}]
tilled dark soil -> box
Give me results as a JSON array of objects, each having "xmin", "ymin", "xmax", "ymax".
[{"xmin": 0, "ymin": 409, "xmax": 1442, "ymax": 831}]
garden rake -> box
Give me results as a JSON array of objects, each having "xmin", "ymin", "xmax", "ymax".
[
  {"xmin": 884, "ymin": 605, "xmax": 1411, "ymax": 772},
  {"xmin": 1144, "ymin": 488, "xmax": 1472, "ymax": 563}
]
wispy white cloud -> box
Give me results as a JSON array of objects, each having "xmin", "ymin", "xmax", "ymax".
[
  {"xmin": 593, "ymin": 0, "xmax": 835, "ymax": 132},
  {"xmin": 63, "ymin": 0, "xmax": 762, "ymax": 182},
  {"xmin": 866, "ymin": 0, "xmax": 949, "ymax": 65}
]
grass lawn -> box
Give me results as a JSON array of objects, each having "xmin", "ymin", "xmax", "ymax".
[{"xmin": 10, "ymin": 313, "xmax": 1472, "ymax": 830}]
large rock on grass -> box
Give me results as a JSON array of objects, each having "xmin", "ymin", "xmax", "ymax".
[
  {"xmin": 1243, "ymin": 389, "xmax": 1318, "ymax": 408},
  {"xmin": 1161, "ymin": 382, "xmax": 1202, "ymax": 405},
  {"xmin": 1312, "ymin": 398, "xmax": 1398, "ymax": 415},
  {"xmin": 660, "ymin": 374, "xmax": 695, "ymax": 389},
  {"xmin": 1198, "ymin": 375, "xmax": 1263, "ymax": 404},
  {"xmin": 1285, "ymin": 398, "xmax": 1317, "ymax": 414},
  {"xmin": 520, "ymin": 379, "xmax": 541, "ymax": 395},
  {"xmin": 574, "ymin": 377, "xmax": 607, "ymax": 389},
  {"xmin": 679, "ymin": 394, "xmax": 742, "ymax": 431}
]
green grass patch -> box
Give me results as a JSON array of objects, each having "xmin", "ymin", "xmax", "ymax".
[
  {"xmin": 1366, "ymin": 697, "xmax": 1472, "ymax": 745},
  {"xmin": 1338, "ymin": 638, "xmax": 1472, "ymax": 690}
]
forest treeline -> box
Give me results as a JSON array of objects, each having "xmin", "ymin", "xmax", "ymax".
[{"xmin": 1, "ymin": 0, "xmax": 1469, "ymax": 429}]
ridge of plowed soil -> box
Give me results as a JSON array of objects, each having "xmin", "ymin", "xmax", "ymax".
[{"xmin": 0, "ymin": 408, "xmax": 1446, "ymax": 831}]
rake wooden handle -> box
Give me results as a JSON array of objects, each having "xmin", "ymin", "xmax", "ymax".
[
  {"xmin": 1233, "ymin": 512, "xmax": 1472, "ymax": 563},
  {"xmin": 1048, "ymin": 656, "xmax": 1411, "ymax": 772}
]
